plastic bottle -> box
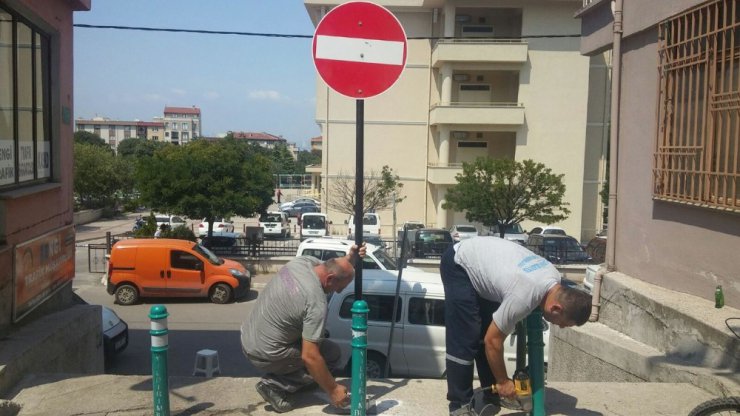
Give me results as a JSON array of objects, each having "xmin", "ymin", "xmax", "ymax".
[
  {"xmin": 513, "ymin": 369, "xmax": 533, "ymax": 412},
  {"xmin": 715, "ymin": 285, "xmax": 724, "ymax": 308}
]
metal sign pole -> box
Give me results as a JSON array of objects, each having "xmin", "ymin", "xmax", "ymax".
[{"xmin": 354, "ymin": 98, "xmax": 364, "ymax": 300}]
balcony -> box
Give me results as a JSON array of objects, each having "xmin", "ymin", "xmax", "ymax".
[
  {"xmin": 429, "ymin": 102, "xmax": 524, "ymax": 127},
  {"xmin": 427, "ymin": 163, "xmax": 463, "ymax": 185},
  {"xmin": 432, "ymin": 39, "xmax": 528, "ymax": 67}
]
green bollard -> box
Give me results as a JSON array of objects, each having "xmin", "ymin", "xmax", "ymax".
[
  {"xmin": 526, "ymin": 308, "xmax": 546, "ymax": 416},
  {"xmin": 350, "ymin": 300, "xmax": 369, "ymax": 416},
  {"xmin": 149, "ymin": 305, "xmax": 170, "ymax": 416}
]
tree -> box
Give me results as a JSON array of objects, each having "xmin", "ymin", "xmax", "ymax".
[
  {"xmin": 135, "ymin": 138, "xmax": 274, "ymax": 238},
  {"xmin": 443, "ymin": 158, "xmax": 570, "ymax": 236},
  {"xmin": 270, "ymin": 143, "xmax": 296, "ymax": 174},
  {"xmin": 117, "ymin": 137, "xmax": 168, "ymax": 159},
  {"xmin": 74, "ymin": 131, "xmax": 109, "ymax": 149},
  {"xmin": 295, "ymin": 149, "xmax": 321, "ymax": 173},
  {"xmin": 326, "ymin": 165, "xmax": 405, "ymax": 215},
  {"xmin": 73, "ymin": 142, "xmax": 127, "ymax": 209}
]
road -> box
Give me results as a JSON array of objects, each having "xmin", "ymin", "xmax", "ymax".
[{"xmin": 73, "ymin": 213, "xmax": 268, "ymax": 378}]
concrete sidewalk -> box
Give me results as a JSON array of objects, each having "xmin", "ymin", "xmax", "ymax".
[{"xmin": 7, "ymin": 374, "xmax": 715, "ymax": 415}]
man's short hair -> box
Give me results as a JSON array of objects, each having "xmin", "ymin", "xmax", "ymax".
[
  {"xmin": 557, "ymin": 286, "xmax": 592, "ymax": 326},
  {"xmin": 325, "ymin": 258, "xmax": 355, "ymax": 280}
]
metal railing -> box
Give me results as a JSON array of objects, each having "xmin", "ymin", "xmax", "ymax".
[{"xmin": 430, "ymin": 101, "xmax": 522, "ymax": 109}]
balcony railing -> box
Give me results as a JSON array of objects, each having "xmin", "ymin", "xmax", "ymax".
[
  {"xmin": 432, "ymin": 39, "xmax": 528, "ymax": 66},
  {"xmin": 429, "ymin": 102, "xmax": 525, "ymax": 126}
]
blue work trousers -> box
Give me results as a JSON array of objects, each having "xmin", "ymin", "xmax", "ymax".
[{"xmin": 440, "ymin": 245, "xmax": 499, "ymax": 412}]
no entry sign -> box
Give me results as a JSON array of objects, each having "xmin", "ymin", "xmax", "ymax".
[{"xmin": 312, "ymin": 1, "xmax": 407, "ymax": 99}]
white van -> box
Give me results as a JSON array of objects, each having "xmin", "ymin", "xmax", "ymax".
[
  {"xmin": 259, "ymin": 211, "xmax": 291, "ymax": 239},
  {"xmin": 317, "ymin": 242, "xmax": 551, "ymax": 379},
  {"xmin": 300, "ymin": 212, "xmax": 329, "ymax": 240},
  {"xmin": 347, "ymin": 213, "xmax": 381, "ymax": 239}
]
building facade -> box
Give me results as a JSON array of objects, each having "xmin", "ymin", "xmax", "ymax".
[
  {"xmin": 229, "ymin": 131, "xmax": 288, "ymax": 150},
  {"xmin": 305, "ymin": 0, "xmax": 603, "ymax": 241},
  {"xmin": 75, "ymin": 117, "xmax": 165, "ymax": 151},
  {"xmin": 163, "ymin": 105, "xmax": 201, "ymax": 145},
  {"xmin": 0, "ymin": 0, "xmax": 103, "ymax": 395}
]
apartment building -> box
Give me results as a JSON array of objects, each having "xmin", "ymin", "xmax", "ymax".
[
  {"xmin": 229, "ymin": 131, "xmax": 287, "ymax": 149},
  {"xmin": 305, "ymin": 0, "xmax": 604, "ymax": 241},
  {"xmin": 75, "ymin": 117, "xmax": 165, "ymax": 151},
  {"xmin": 310, "ymin": 136, "xmax": 322, "ymax": 152},
  {"xmin": 163, "ymin": 105, "xmax": 201, "ymax": 145}
]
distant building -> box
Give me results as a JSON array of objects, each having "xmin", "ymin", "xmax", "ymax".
[
  {"xmin": 163, "ymin": 106, "xmax": 201, "ymax": 145},
  {"xmin": 310, "ymin": 136, "xmax": 322, "ymax": 152},
  {"xmin": 228, "ymin": 131, "xmax": 287, "ymax": 149},
  {"xmin": 75, "ymin": 117, "xmax": 165, "ymax": 151}
]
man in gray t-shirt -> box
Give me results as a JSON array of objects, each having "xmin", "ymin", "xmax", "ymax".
[
  {"xmin": 441, "ymin": 237, "xmax": 591, "ymax": 413},
  {"xmin": 241, "ymin": 244, "xmax": 364, "ymax": 413}
]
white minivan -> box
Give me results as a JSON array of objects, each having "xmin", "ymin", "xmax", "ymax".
[
  {"xmin": 347, "ymin": 213, "xmax": 381, "ymax": 239},
  {"xmin": 300, "ymin": 212, "xmax": 330, "ymax": 240},
  {"xmin": 297, "ymin": 239, "xmax": 550, "ymax": 379}
]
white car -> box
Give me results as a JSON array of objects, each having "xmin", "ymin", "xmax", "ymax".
[
  {"xmin": 297, "ymin": 238, "xmax": 550, "ymax": 379},
  {"xmin": 529, "ymin": 225, "xmax": 567, "ymax": 236},
  {"xmin": 198, "ymin": 217, "xmax": 235, "ymax": 236},
  {"xmin": 155, "ymin": 214, "xmax": 187, "ymax": 230},
  {"xmin": 490, "ymin": 223, "xmax": 528, "ymax": 245},
  {"xmin": 259, "ymin": 211, "xmax": 291, "ymax": 238},
  {"xmin": 449, "ymin": 224, "xmax": 479, "ymax": 242}
]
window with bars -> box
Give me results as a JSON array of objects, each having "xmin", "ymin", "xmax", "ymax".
[
  {"xmin": 655, "ymin": 0, "xmax": 739, "ymax": 211},
  {"xmin": 0, "ymin": 5, "xmax": 52, "ymax": 188}
]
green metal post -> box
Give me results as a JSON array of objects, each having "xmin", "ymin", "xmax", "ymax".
[
  {"xmin": 150, "ymin": 305, "xmax": 170, "ymax": 416},
  {"xmin": 350, "ymin": 300, "xmax": 369, "ymax": 416},
  {"xmin": 526, "ymin": 309, "xmax": 546, "ymax": 416}
]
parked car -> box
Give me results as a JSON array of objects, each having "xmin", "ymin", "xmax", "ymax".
[
  {"xmin": 347, "ymin": 213, "xmax": 381, "ymax": 239},
  {"xmin": 283, "ymin": 202, "xmax": 320, "ymax": 218},
  {"xmin": 279, "ymin": 197, "xmax": 320, "ymax": 211},
  {"xmin": 324, "ymin": 269, "xmax": 550, "ymax": 378},
  {"xmin": 299, "ymin": 212, "xmax": 330, "ymax": 240},
  {"xmin": 297, "ymin": 238, "xmax": 405, "ymax": 272},
  {"xmin": 102, "ymin": 306, "xmax": 128, "ymax": 362},
  {"xmin": 155, "ymin": 214, "xmax": 187, "ymax": 230},
  {"xmin": 529, "ymin": 225, "xmax": 567, "ymax": 236},
  {"xmin": 397, "ymin": 221, "xmax": 425, "ymax": 243},
  {"xmin": 449, "ymin": 224, "xmax": 479, "ymax": 242},
  {"xmin": 200, "ymin": 232, "xmax": 244, "ymax": 254},
  {"xmin": 585, "ymin": 235, "xmax": 607, "ymax": 264},
  {"xmin": 259, "ymin": 211, "xmax": 291, "ymax": 239},
  {"xmin": 197, "ymin": 217, "xmax": 234, "ymax": 237},
  {"xmin": 107, "ymin": 238, "xmax": 251, "ymax": 305},
  {"xmin": 413, "ymin": 228, "xmax": 454, "ymax": 258},
  {"xmin": 489, "ymin": 223, "xmax": 528, "ymax": 245},
  {"xmin": 526, "ymin": 234, "xmax": 592, "ymax": 264}
]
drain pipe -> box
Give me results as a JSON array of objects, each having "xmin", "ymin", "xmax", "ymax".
[{"xmin": 593, "ymin": 0, "xmax": 623, "ymax": 321}]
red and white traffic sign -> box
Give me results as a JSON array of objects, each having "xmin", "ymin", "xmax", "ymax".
[{"xmin": 312, "ymin": 1, "xmax": 407, "ymax": 99}]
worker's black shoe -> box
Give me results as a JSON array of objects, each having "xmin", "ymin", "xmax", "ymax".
[{"xmin": 256, "ymin": 381, "xmax": 293, "ymax": 413}]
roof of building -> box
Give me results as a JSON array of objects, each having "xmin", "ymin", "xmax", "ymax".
[
  {"xmin": 136, "ymin": 121, "xmax": 164, "ymax": 127},
  {"xmin": 229, "ymin": 131, "xmax": 286, "ymax": 142},
  {"xmin": 164, "ymin": 106, "xmax": 201, "ymax": 115},
  {"xmin": 310, "ymin": 136, "xmax": 322, "ymax": 143},
  {"xmin": 76, "ymin": 119, "xmax": 164, "ymax": 127}
]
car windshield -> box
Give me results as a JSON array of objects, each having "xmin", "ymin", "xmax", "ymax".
[
  {"xmin": 155, "ymin": 216, "xmax": 169, "ymax": 223},
  {"xmin": 302, "ymin": 216, "xmax": 325, "ymax": 229},
  {"xmin": 373, "ymin": 248, "xmax": 398, "ymax": 270},
  {"xmin": 543, "ymin": 228, "xmax": 566, "ymax": 235},
  {"xmin": 419, "ymin": 231, "xmax": 452, "ymax": 242},
  {"xmin": 260, "ymin": 213, "xmax": 282, "ymax": 222},
  {"xmin": 498, "ymin": 224, "xmax": 524, "ymax": 233},
  {"xmin": 456, "ymin": 226, "xmax": 477, "ymax": 233},
  {"xmin": 193, "ymin": 243, "xmax": 223, "ymax": 265}
]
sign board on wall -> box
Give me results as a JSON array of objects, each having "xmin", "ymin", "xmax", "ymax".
[{"xmin": 13, "ymin": 225, "xmax": 76, "ymax": 322}]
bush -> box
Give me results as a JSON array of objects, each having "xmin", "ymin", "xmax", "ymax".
[{"xmin": 163, "ymin": 225, "xmax": 197, "ymax": 241}]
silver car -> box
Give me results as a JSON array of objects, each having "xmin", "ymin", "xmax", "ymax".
[{"xmin": 449, "ymin": 224, "xmax": 479, "ymax": 242}]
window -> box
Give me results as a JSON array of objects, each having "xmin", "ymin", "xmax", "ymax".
[
  {"xmin": 408, "ymin": 298, "xmax": 445, "ymax": 326},
  {"xmin": 0, "ymin": 6, "xmax": 52, "ymax": 187},
  {"xmin": 170, "ymin": 250, "xmax": 202, "ymax": 270},
  {"xmin": 339, "ymin": 294, "xmax": 401, "ymax": 322},
  {"xmin": 655, "ymin": 0, "xmax": 739, "ymax": 212},
  {"xmin": 182, "ymin": 122, "xmax": 188, "ymax": 130}
]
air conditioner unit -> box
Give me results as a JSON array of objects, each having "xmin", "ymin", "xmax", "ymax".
[{"xmin": 461, "ymin": 24, "xmax": 494, "ymax": 38}]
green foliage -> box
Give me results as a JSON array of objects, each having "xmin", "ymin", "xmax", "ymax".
[
  {"xmin": 74, "ymin": 142, "xmax": 128, "ymax": 209},
  {"xmin": 295, "ymin": 149, "xmax": 321, "ymax": 173},
  {"xmin": 117, "ymin": 137, "xmax": 168, "ymax": 159},
  {"xmin": 133, "ymin": 213, "xmax": 158, "ymax": 237},
  {"xmin": 443, "ymin": 158, "xmax": 570, "ymax": 235},
  {"xmin": 162, "ymin": 225, "xmax": 197, "ymax": 241},
  {"xmin": 271, "ymin": 144, "xmax": 296, "ymax": 174},
  {"xmin": 74, "ymin": 131, "xmax": 108, "ymax": 149},
  {"xmin": 327, "ymin": 165, "xmax": 405, "ymax": 215},
  {"xmin": 135, "ymin": 138, "xmax": 273, "ymax": 234}
]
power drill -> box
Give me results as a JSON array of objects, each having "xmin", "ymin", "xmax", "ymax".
[{"xmin": 512, "ymin": 368, "xmax": 533, "ymax": 412}]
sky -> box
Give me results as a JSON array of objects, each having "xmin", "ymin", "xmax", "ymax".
[{"xmin": 74, "ymin": 1, "xmax": 321, "ymax": 149}]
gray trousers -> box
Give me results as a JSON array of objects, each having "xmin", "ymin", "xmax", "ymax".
[{"xmin": 245, "ymin": 339, "xmax": 342, "ymax": 393}]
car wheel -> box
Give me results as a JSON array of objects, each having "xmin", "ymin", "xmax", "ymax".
[
  {"xmin": 115, "ymin": 284, "xmax": 139, "ymax": 305},
  {"xmin": 209, "ymin": 283, "xmax": 233, "ymax": 304},
  {"xmin": 366, "ymin": 352, "xmax": 388, "ymax": 378}
]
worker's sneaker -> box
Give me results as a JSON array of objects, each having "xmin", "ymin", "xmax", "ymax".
[{"xmin": 255, "ymin": 381, "xmax": 293, "ymax": 413}]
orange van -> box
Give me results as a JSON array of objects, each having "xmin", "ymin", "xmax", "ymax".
[{"xmin": 106, "ymin": 238, "xmax": 251, "ymax": 305}]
